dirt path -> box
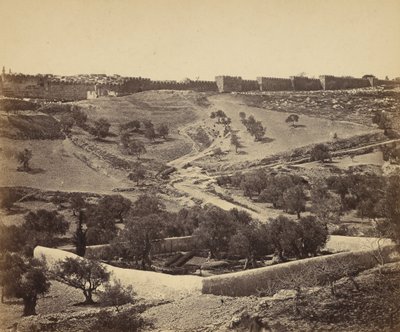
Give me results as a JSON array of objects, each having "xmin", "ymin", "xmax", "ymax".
[{"xmin": 166, "ymin": 93, "xmax": 383, "ymax": 219}]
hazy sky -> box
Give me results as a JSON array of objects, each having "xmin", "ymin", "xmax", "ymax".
[{"xmin": 1, "ymin": 0, "xmax": 399, "ymax": 80}]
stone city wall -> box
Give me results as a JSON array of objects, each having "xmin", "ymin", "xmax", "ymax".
[
  {"xmin": 290, "ymin": 76, "xmax": 322, "ymax": 91},
  {"xmin": 319, "ymin": 75, "xmax": 371, "ymax": 90},
  {"xmin": 257, "ymin": 77, "xmax": 293, "ymax": 91}
]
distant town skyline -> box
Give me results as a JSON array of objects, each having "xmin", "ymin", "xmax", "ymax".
[{"xmin": 1, "ymin": 0, "xmax": 399, "ymax": 81}]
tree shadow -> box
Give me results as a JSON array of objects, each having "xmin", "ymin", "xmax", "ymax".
[
  {"xmin": 236, "ymin": 151, "xmax": 248, "ymax": 155},
  {"xmin": 293, "ymin": 124, "xmax": 306, "ymax": 128},
  {"xmin": 258, "ymin": 137, "xmax": 275, "ymax": 144},
  {"xmin": 26, "ymin": 168, "xmax": 46, "ymax": 175},
  {"xmin": 150, "ymin": 140, "xmax": 165, "ymax": 145}
]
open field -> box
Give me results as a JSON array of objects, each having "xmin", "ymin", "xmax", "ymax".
[
  {"xmin": 193, "ymin": 93, "xmax": 381, "ymax": 167},
  {"xmin": 0, "ymin": 138, "xmax": 124, "ymax": 193}
]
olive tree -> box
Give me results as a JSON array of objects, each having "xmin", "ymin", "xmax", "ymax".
[
  {"xmin": 54, "ymin": 257, "xmax": 110, "ymax": 304},
  {"xmin": 0, "ymin": 253, "xmax": 50, "ymax": 315},
  {"xmin": 16, "ymin": 148, "xmax": 33, "ymax": 171}
]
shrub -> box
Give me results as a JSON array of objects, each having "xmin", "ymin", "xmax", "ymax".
[
  {"xmin": 90, "ymin": 308, "xmax": 146, "ymax": 332},
  {"xmin": 98, "ymin": 280, "xmax": 136, "ymax": 310},
  {"xmin": 310, "ymin": 144, "xmax": 331, "ymax": 163}
]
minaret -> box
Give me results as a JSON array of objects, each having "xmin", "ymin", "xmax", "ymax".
[{"xmin": 1, "ymin": 66, "xmax": 5, "ymax": 81}]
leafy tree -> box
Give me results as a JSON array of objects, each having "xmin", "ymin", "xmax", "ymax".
[
  {"xmin": 60, "ymin": 114, "xmax": 74, "ymax": 134},
  {"xmin": 311, "ymin": 181, "xmax": 341, "ymax": 224},
  {"xmin": 174, "ymin": 206, "xmax": 203, "ymax": 236},
  {"xmin": 0, "ymin": 225, "xmax": 29, "ymax": 254},
  {"xmin": 54, "ymin": 257, "xmax": 110, "ymax": 304},
  {"xmin": 241, "ymin": 173, "xmax": 266, "ymax": 199},
  {"xmin": 120, "ymin": 120, "xmax": 141, "ymax": 132},
  {"xmin": 372, "ymin": 111, "xmax": 391, "ymax": 130},
  {"xmin": 244, "ymin": 115, "xmax": 256, "ymax": 131},
  {"xmin": 98, "ymin": 195, "xmax": 131, "ymax": 223},
  {"xmin": 132, "ymin": 194, "xmax": 165, "ymax": 217},
  {"xmin": 71, "ymin": 107, "xmax": 87, "ymax": 127},
  {"xmin": 0, "ymin": 188, "xmax": 19, "ymax": 211},
  {"xmin": 215, "ymin": 110, "xmax": 227, "ymax": 123},
  {"xmin": 73, "ymin": 211, "xmax": 87, "ymax": 257},
  {"xmin": 86, "ymin": 206, "xmax": 117, "ymax": 245},
  {"xmin": 144, "ymin": 126, "xmax": 156, "ymax": 141},
  {"xmin": 120, "ymin": 131, "xmax": 131, "ymax": 147},
  {"xmin": 0, "ymin": 253, "xmax": 50, "ymax": 315},
  {"xmin": 23, "ymin": 209, "xmax": 69, "ymax": 237},
  {"xmin": 229, "ymin": 219, "xmax": 268, "ymax": 269},
  {"xmin": 298, "ymin": 216, "xmax": 328, "ymax": 257},
  {"xmin": 229, "ymin": 208, "xmax": 253, "ymax": 226},
  {"xmin": 282, "ymin": 185, "xmax": 307, "ymax": 219},
  {"xmin": 157, "ymin": 123, "xmax": 169, "ymax": 139},
  {"xmin": 123, "ymin": 139, "xmax": 146, "ymax": 159},
  {"xmin": 285, "ymin": 114, "xmax": 299, "ymax": 127},
  {"xmin": 119, "ymin": 213, "xmax": 165, "ymax": 269},
  {"xmin": 210, "ymin": 111, "xmax": 216, "ymax": 119},
  {"xmin": 310, "ymin": 143, "xmax": 331, "ymax": 163},
  {"xmin": 70, "ymin": 192, "xmax": 86, "ymax": 216},
  {"xmin": 194, "ymin": 206, "xmax": 237, "ymax": 258},
  {"xmin": 326, "ymin": 175, "xmax": 351, "ymax": 209},
  {"xmin": 265, "ymin": 215, "xmax": 301, "ymax": 260},
  {"xmin": 16, "ymin": 148, "xmax": 33, "ymax": 171},
  {"xmin": 91, "ymin": 118, "xmax": 111, "ymax": 139},
  {"xmin": 250, "ymin": 121, "xmax": 266, "ymax": 141},
  {"xmin": 128, "ymin": 163, "xmax": 146, "ymax": 186},
  {"xmin": 239, "ymin": 112, "xmax": 246, "ymax": 122},
  {"xmin": 142, "ymin": 119, "xmax": 154, "ymax": 129},
  {"xmin": 259, "ymin": 174, "xmax": 295, "ymax": 208},
  {"xmin": 230, "ymin": 133, "xmax": 242, "ymax": 153},
  {"xmin": 378, "ymin": 174, "xmax": 400, "ymax": 242}
]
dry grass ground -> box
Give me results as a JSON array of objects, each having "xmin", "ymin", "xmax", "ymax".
[
  {"xmin": 0, "ymin": 138, "xmax": 123, "ymax": 193},
  {"xmin": 4, "ymin": 262, "xmax": 397, "ymax": 331},
  {"xmin": 194, "ymin": 93, "xmax": 379, "ymax": 169}
]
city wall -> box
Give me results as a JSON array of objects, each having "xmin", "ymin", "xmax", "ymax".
[
  {"xmin": 215, "ymin": 76, "xmax": 243, "ymax": 93},
  {"xmin": 290, "ymin": 76, "xmax": 322, "ymax": 90},
  {"xmin": 0, "ymin": 74, "xmax": 95, "ymax": 101},
  {"xmin": 257, "ymin": 77, "xmax": 293, "ymax": 91},
  {"xmin": 319, "ymin": 75, "xmax": 371, "ymax": 90},
  {"xmin": 1, "ymin": 71, "xmax": 400, "ymax": 101}
]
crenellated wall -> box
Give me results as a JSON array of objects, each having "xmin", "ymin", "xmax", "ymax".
[
  {"xmin": 0, "ymin": 74, "xmax": 47, "ymax": 99},
  {"xmin": 319, "ymin": 75, "xmax": 371, "ymax": 90},
  {"xmin": 45, "ymin": 80, "xmax": 95, "ymax": 101},
  {"xmin": 0, "ymin": 74, "xmax": 95, "ymax": 101},
  {"xmin": 290, "ymin": 76, "xmax": 322, "ymax": 91},
  {"xmin": 215, "ymin": 76, "xmax": 243, "ymax": 93},
  {"xmin": 2, "ymin": 71, "xmax": 400, "ymax": 100},
  {"xmin": 257, "ymin": 77, "xmax": 293, "ymax": 91},
  {"xmin": 240, "ymin": 79, "xmax": 258, "ymax": 92}
]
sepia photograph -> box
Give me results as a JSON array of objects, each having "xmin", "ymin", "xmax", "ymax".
[{"xmin": 0, "ymin": 0, "xmax": 400, "ymax": 331}]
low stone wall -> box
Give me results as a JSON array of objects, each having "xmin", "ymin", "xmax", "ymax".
[
  {"xmin": 36, "ymin": 236, "xmax": 398, "ymax": 300},
  {"xmin": 202, "ymin": 245, "xmax": 399, "ymax": 297},
  {"xmin": 34, "ymin": 246, "xmax": 203, "ymax": 300},
  {"xmin": 82, "ymin": 236, "xmax": 201, "ymax": 258},
  {"xmin": 152, "ymin": 236, "xmax": 200, "ymax": 254}
]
